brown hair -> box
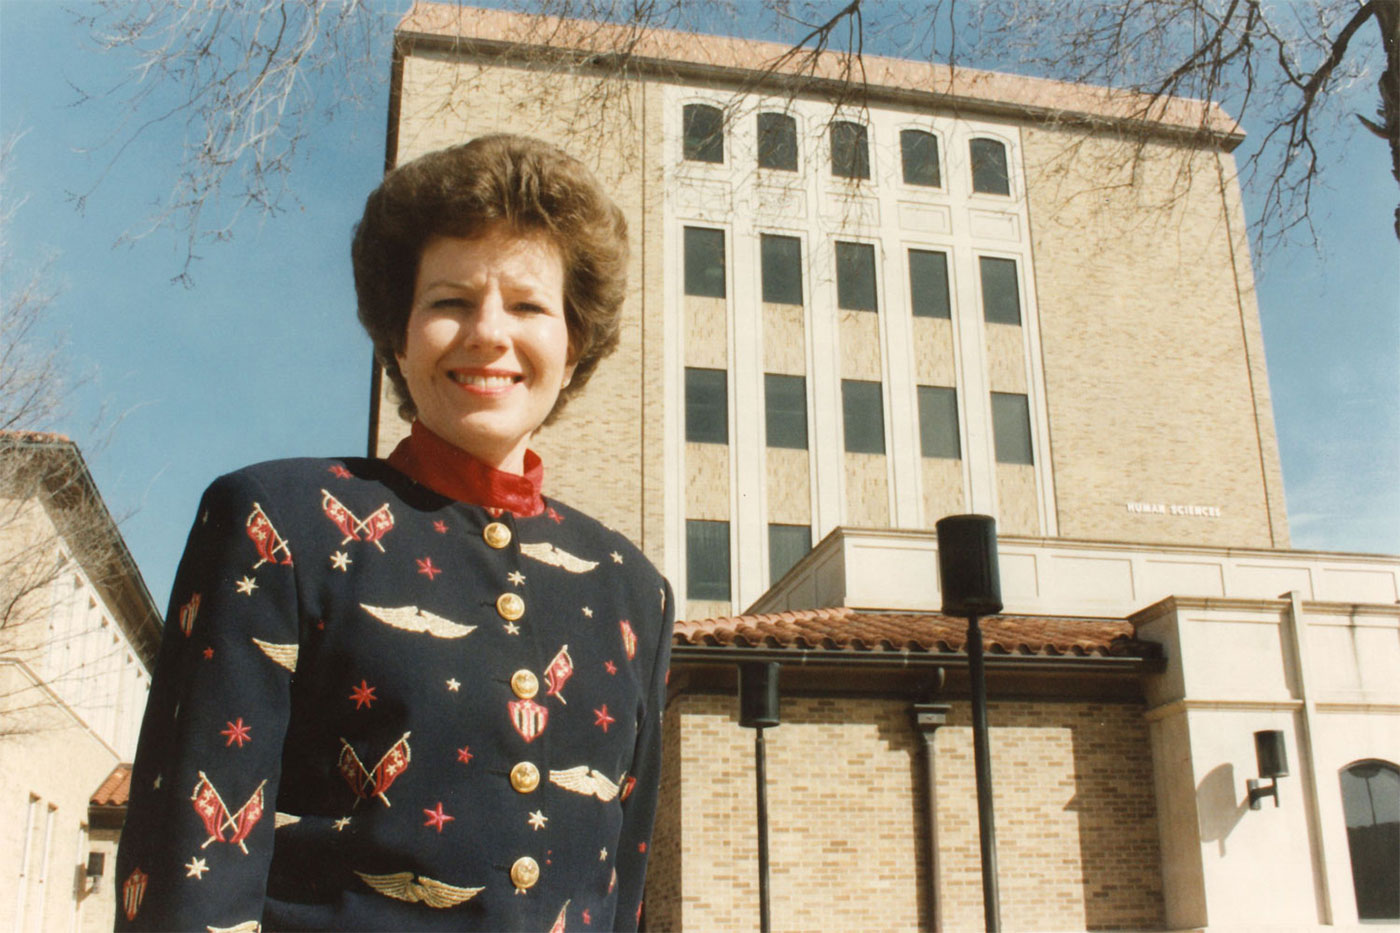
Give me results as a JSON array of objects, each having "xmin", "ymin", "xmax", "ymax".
[{"xmin": 352, "ymin": 134, "xmax": 628, "ymax": 424}]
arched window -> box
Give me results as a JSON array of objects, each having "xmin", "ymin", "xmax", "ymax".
[
  {"xmin": 970, "ymin": 137, "xmax": 1010, "ymax": 195},
  {"xmin": 1340, "ymin": 760, "xmax": 1399, "ymax": 920},
  {"xmin": 830, "ymin": 121, "xmax": 870, "ymax": 179},
  {"xmin": 683, "ymin": 104, "xmax": 724, "ymax": 163},
  {"xmin": 757, "ymin": 112, "xmax": 798, "ymax": 171},
  {"xmin": 900, "ymin": 129, "xmax": 940, "ymax": 187}
]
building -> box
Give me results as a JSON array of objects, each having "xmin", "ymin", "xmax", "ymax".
[
  {"xmin": 0, "ymin": 432, "xmax": 161, "ymax": 932},
  {"xmin": 377, "ymin": 5, "xmax": 1399, "ymax": 929}
]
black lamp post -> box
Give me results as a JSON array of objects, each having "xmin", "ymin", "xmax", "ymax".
[
  {"xmin": 936, "ymin": 514, "xmax": 1004, "ymax": 932},
  {"xmin": 739, "ymin": 661, "xmax": 780, "ymax": 933}
]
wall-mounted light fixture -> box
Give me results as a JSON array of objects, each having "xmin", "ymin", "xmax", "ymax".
[
  {"xmin": 86, "ymin": 851, "xmax": 106, "ymax": 893},
  {"xmin": 1246, "ymin": 730, "xmax": 1290, "ymax": 809}
]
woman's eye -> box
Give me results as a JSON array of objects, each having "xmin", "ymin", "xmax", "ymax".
[
  {"xmin": 431, "ymin": 297, "xmax": 467, "ymax": 309},
  {"xmin": 513, "ymin": 302, "xmax": 546, "ymax": 314}
]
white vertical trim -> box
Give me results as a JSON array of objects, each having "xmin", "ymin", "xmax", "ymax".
[
  {"xmin": 71, "ymin": 824, "xmax": 88, "ymax": 933},
  {"xmin": 34, "ymin": 804, "xmax": 56, "ymax": 933},
  {"xmin": 15, "ymin": 795, "xmax": 38, "ymax": 933}
]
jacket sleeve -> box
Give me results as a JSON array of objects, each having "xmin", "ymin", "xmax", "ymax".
[
  {"xmin": 116, "ymin": 471, "xmax": 301, "ymax": 932},
  {"xmin": 612, "ymin": 576, "xmax": 675, "ymax": 931}
]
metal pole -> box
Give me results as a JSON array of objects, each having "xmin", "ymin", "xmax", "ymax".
[
  {"xmin": 967, "ymin": 614, "xmax": 1001, "ymax": 932},
  {"xmin": 755, "ymin": 726, "xmax": 772, "ymax": 933}
]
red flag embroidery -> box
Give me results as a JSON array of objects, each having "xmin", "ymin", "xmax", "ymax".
[
  {"xmin": 245, "ymin": 503, "xmax": 292, "ymax": 567},
  {"xmin": 178, "ymin": 593, "xmax": 201, "ymax": 637},
  {"xmin": 619, "ymin": 620, "xmax": 637, "ymax": 660},
  {"xmin": 620, "ymin": 776, "xmax": 638, "ymax": 801},
  {"xmin": 337, "ymin": 733, "xmax": 411, "ymax": 806},
  {"xmin": 544, "ymin": 645, "xmax": 574, "ymax": 704},
  {"xmin": 549, "ymin": 900, "xmax": 570, "ymax": 933},
  {"xmin": 190, "ymin": 772, "xmax": 267, "ymax": 854},
  {"xmin": 321, "ymin": 490, "xmax": 396, "ymax": 552},
  {"xmin": 121, "ymin": 867, "xmax": 147, "ymax": 921},
  {"xmin": 509, "ymin": 698, "xmax": 548, "ymax": 743}
]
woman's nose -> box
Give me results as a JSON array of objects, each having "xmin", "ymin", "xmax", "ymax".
[{"xmin": 464, "ymin": 288, "xmax": 508, "ymax": 347}]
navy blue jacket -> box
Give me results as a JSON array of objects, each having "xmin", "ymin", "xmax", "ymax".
[{"xmin": 116, "ymin": 457, "xmax": 672, "ymax": 931}]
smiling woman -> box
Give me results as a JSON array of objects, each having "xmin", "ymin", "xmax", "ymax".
[{"xmin": 115, "ymin": 137, "xmax": 673, "ymax": 933}]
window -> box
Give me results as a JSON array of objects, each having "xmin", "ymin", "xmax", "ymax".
[
  {"xmin": 980, "ymin": 256, "xmax": 1020, "ymax": 325},
  {"xmin": 687, "ymin": 520, "xmax": 731, "ymax": 601},
  {"xmin": 761, "ymin": 235, "xmax": 803, "ymax": 305},
  {"xmin": 1340, "ymin": 761, "xmax": 1399, "ymax": 921},
  {"xmin": 991, "ymin": 392, "xmax": 1033, "ymax": 464},
  {"xmin": 909, "ymin": 250, "xmax": 951, "ymax": 319},
  {"xmin": 683, "ymin": 103, "xmax": 724, "ymax": 163},
  {"xmin": 970, "ymin": 137, "xmax": 1010, "ymax": 195},
  {"xmin": 685, "ymin": 368, "xmax": 727, "ymax": 444},
  {"xmin": 757, "ymin": 112, "xmax": 798, "ymax": 171},
  {"xmin": 836, "ymin": 241, "xmax": 877, "ymax": 312},
  {"xmin": 684, "ymin": 227, "xmax": 726, "ymax": 298},
  {"xmin": 900, "ymin": 129, "xmax": 941, "ymax": 187},
  {"xmin": 830, "ymin": 120, "xmax": 870, "ymax": 179},
  {"xmin": 842, "ymin": 380, "xmax": 886, "ymax": 454},
  {"xmin": 918, "ymin": 386, "xmax": 961, "ymax": 459},
  {"xmin": 765, "ymin": 374, "xmax": 808, "ymax": 449},
  {"xmin": 769, "ymin": 524, "xmax": 812, "ymax": 584}
]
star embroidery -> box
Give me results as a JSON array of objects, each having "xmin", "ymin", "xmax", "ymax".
[
  {"xmin": 153, "ymin": 774, "xmax": 162, "ymax": 790},
  {"xmin": 330, "ymin": 551, "xmax": 351, "ymax": 572},
  {"xmin": 201, "ymin": 510, "xmax": 210, "ymax": 524},
  {"xmin": 503, "ymin": 621, "xmax": 521, "ymax": 635},
  {"xmin": 582, "ymin": 606, "xmax": 593, "ymax": 618},
  {"xmin": 528, "ymin": 810, "xmax": 548, "ymax": 830},
  {"xmin": 433, "ymin": 520, "xmax": 448, "ymax": 533},
  {"xmin": 638, "ymin": 841, "xmax": 647, "ymax": 852},
  {"xmin": 456, "ymin": 746, "xmax": 473, "ymax": 765},
  {"xmin": 422, "ymin": 802, "xmax": 454, "ymax": 833},
  {"xmin": 185, "ymin": 857, "xmax": 209, "ymax": 879},
  {"xmin": 221, "ymin": 717, "xmax": 252, "ymax": 748},
  {"xmin": 594, "ymin": 705, "xmax": 616, "ymax": 732},
  {"xmin": 610, "ymin": 551, "xmax": 623, "ymax": 564},
  {"xmin": 348, "ymin": 679, "xmax": 377, "ymax": 710},
  {"xmin": 508, "ymin": 570, "xmax": 526, "ymax": 586},
  {"xmin": 446, "ymin": 678, "xmax": 461, "ymax": 692},
  {"xmin": 604, "ymin": 660, "xmax": 617, "ymax": 675},
  {"xmin": 329, "ymin": 465, "xmax": 353, "ymax": 479},
  {"xmin": 202, "ymin": 647, "xmax": 214, "ymax": 660},
  {"xmin": 235, "ymin": 576, "xmax": 258, "ymax": 595},
  {"xmin": 416, "ymin": 557, "xmax": 441, "ymax": 580},
  {"xmin": 546, "ymin": 506, "xmax": 564, "ymax": 523},
  {"xmin": 583, "ymin": 909, "xmax": 591, "ymax": 925},
  {"xmin": 599, "ymin": 847, "xmax": 608, "ymax": 861},
  {"xmin": 332, "ymin": 816, "xmax": 351, "ymax": 831}
]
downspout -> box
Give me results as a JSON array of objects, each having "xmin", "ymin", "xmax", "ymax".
[
  {"xmin": 911, "ymin": 698, "xmax": 951, "ymax": 932},
  {"xmin": 1282, "ymin": 590, "xmax": 1333, "ymax": 923}
]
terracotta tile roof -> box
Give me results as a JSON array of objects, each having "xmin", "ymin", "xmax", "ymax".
[
  {"xmin": 674, "ymin": 607, "xmax": 1155, "ymax": 659},
  {"xmin": 91, "ymin": 764, "xmax": 132, "ymax": 808}
]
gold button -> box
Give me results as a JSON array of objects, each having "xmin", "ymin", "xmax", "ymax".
[
  {"xmin": 509, "ymin": 761, "xmax": 540, "ymax": 793},
  {"xmin": 497, "ymin": 592, "xmax": 525, "ymax": 621},
  {"xmin": 510, "ymin": 856, "xmax": 540, "ymax": 891},
  {"xmin": 510, "ymin": 669, "xmax": 538, "ymax": 699},
  {"xmin": 483, "ymin": 522, "xmax": 511, "ymax": 549}
]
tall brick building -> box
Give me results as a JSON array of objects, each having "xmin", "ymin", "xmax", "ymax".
[{"xmin": 374, "ymin": 5, "xmax": 1399, "ymax": 929}]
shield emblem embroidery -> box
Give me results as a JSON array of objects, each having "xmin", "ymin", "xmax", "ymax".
[
  {"xmin": 509, "ymin": 698, "xmax": 548, "ymax": 743},
  {"xmin": 122, "ymin": 867, "xmax": 148, "ymax": 921}
]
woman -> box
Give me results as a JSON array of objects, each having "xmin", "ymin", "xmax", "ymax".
[{"xmin": 116, "ymin": 135, "xmax": 673, "ymax": 932}]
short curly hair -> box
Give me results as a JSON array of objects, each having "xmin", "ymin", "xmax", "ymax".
[{"xmin": 352, "ymin": 134, "xmax": 629, "ymax": 425}]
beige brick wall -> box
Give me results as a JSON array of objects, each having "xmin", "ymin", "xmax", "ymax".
[
  {"xmin": 922, "ymin": 457, "xmax": 966, "ymax": 525},
  {"xmin": 1022, "ymin": 128, "xmax": 1287, "ymax": 548},
  {"xmin": 685, "ymin": 443, "xmax": 729, "ymax": 520},
  {"xmin": 762, "ymin": 303, "xmax": 806, "ymax": 375},
  {"xmin": 996, "ymin": 463, "xmax": 1039, "ymax": 535},
  {"xmin": 685, "ymin": 296, "xmax": 728, "ymax": 369},
  {"xmin": 838, "ymin": 311, "xmax": 882, "ymax": 381},
  {"xmin": 766, "ymin": 448, "xmax": 812, "ymax": 525},
  {"xmin": 913, "ymin": 317, "xmax": 956, "ymax": 386},
  {"xmin": 845, "ymin": 453, "xmax": 891, "ymax": 527},
  {"xmin": 985, "ymin": 322, "xmax": 1028, "ymax": 394}
]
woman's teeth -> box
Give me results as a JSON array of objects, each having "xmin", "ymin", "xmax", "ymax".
[{"xmin": 451, "ymin": 373, "xmax": 518, "ymax": 388}]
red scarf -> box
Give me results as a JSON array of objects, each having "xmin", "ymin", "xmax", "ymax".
[{"xmin": 387, "ymin": 421, "xmax": 545, "ymax": 516}]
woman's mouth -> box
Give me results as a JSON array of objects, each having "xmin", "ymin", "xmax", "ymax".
[{"xmin": 449, "ymin": 371, "xmax": 521, "ymax": 389}]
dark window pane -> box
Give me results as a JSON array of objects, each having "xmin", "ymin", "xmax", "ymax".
[
  {"xmin": 909, "ymin": 250, "xmax": 951, "ymax": 319},
  {"xmin": 980, "ymin": 256, "xmax": 1020, "ymax": 325},
  {"xmin": 683, "ymin": 104, "xmax": 724, "ymax": 163},
  {"xmin": 765, "ymin": 374, "xmax": 808, "ymax": 449},
  {"xmin": 1341, "ymin": 762, "xmax": 1400, "ymax": 920},
  {"xmin": 836, "ymin": 241, "xmax": 877, "ymax": 312},
  {"xmin": 970, "ymin": 137, "xmax": 1010, "ymax": 195},
  {"xmin": 768, "ymin": 524, "xmax": 812, "ymax": 584},
  {"xmin": 757, "ymin": 112, "xmax": 798, "ymax": 171},
  {"xmin": 761, "ymin": 235, "xmax": 803, "ymax": 305},
  {"xmin": 685, "ymin": 368, "xmax": 727, "ymax": 444},
  {"xmin": 991, "ymin": 392, "xmax": 1033, "ymax": 464},
  {"xmin": 900, "ymin": 129, "xmax": 941, "ymax": 187},
  {"xmin": 684, "ymin": 227, "xmax": 726, "ymax": 298},
  {"xmin": 686, "ymin": 519, "xmax": 731, "ymax": 600},
  {"xmin": 830, "ymin": 121, "xmax": 870, "ymax": 179},
  {"xmin": 918, "ymin": 386, "xmax": 961, "ymax": 459},
  {"xmin": 842, "ymin": 380, "xmax": 885, "ymax": 454}
]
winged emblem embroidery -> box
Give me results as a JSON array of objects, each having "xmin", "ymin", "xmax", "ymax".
[
  {"xmin": 360, "ymin": 604, "xmax": 476, "ymax": 639},
  {"xmin": 520, "ymin": 542, "xmax": 599, "ymax": 573},
  {"xmin": 549, "ymin": 765, "xmax": 624, "ymax": 802},
  {"xmin": 205, "ymin": 923, "xmax": 262, "ymax": 933},
  {"xmin": 355, "ymin": 870, "xmax": 484, "ymax": 908},
  {"xmin": 337, "ymin": 732, "xmax": 411, "ymax": 806},
  {"xmin": 251, "ymin": 638, "xmax": 299, "ymax": 672},
  {"xmin": 273, "ymin": 812, "xmax": 301, "ymax": 829},
  {"xmin": 190, "ymin": 772, "xmax": 267, "ymax": 853},
  {"xmin": 245, "ymin": 503, "xmax": 292, "ymax": 567},
  {"xmin": 321, "ymin": 489, "xmax": 395, "ymax": 551}
]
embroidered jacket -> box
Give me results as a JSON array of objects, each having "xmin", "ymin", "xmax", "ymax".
[{"xmin": 116, "ymin": 452, "xmax": 673, "ymax": 932}]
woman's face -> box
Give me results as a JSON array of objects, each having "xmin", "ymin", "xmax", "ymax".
[{"xmin": 397, "ymin": 225, "xmax": 575, "ymax": 473}]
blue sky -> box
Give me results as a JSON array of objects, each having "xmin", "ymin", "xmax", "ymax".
[{"xmin": 2, "ymin": 1, "xmax": 1397, "ymax": 611}]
